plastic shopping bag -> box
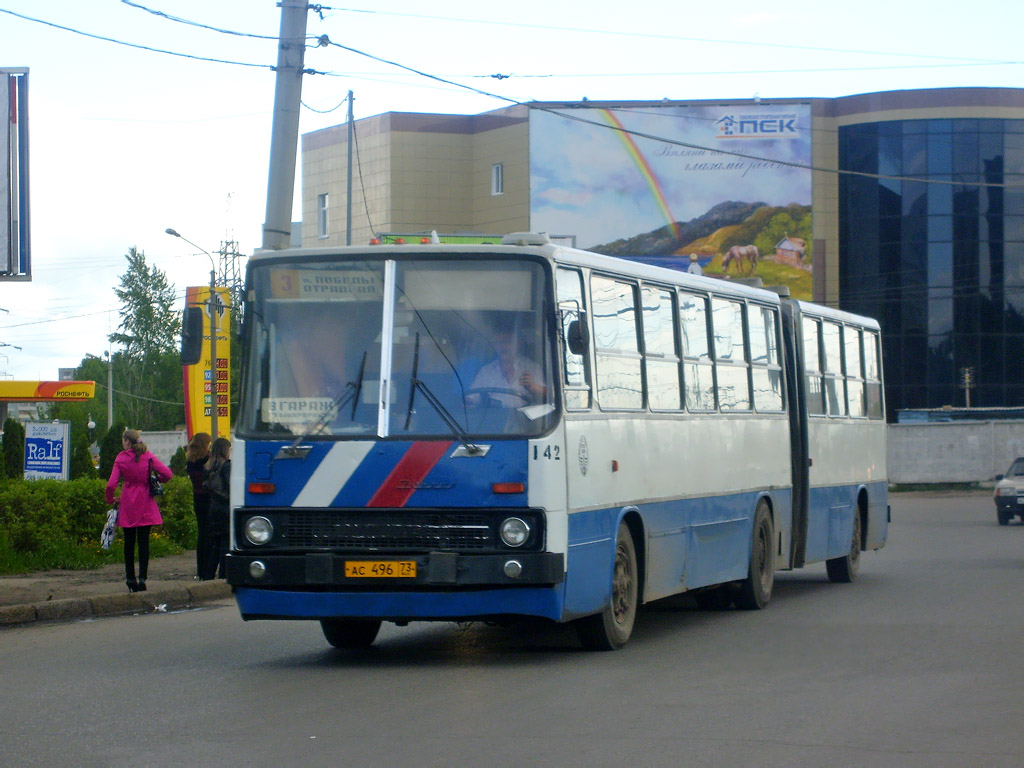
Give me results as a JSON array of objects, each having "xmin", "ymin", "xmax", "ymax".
[{"xmin": 100, "ymin": 507, "xmax": 118, "ymax": 550}]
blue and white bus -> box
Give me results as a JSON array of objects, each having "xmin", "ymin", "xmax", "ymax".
[{"xmin": 224, "ymin": 233, "xmax": 888, "ymax": 650}]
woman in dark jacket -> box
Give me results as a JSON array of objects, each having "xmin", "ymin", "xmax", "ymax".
[
  {"xmin": 201, "ymin": 437, "xmax": 231, "ymax": 580},
  {"xmin": 185, "ymin": 432, "xmax": 212, "ymax": 579}
]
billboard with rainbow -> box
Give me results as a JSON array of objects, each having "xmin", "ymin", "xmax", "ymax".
[{"xmin": 529, "ymin": 103, "xmax": 813, "ymax": 298}]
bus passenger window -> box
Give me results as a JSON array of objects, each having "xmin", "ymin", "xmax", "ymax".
[
  {"xmin": 679, "ymin": 292, "xmax": 714, "ymax": 411},
  {"xmin": 712, "ymin": 297, "xmax": 750, "ymax": 411},
  {"xmin": 864, "ymin": 331, "xmax": 884, "ymax": 419},
  {"xmin": 557, "ymin": 268, "xmax": 591, "ymax": 410},
  {"xmin": 749, "ymin": 305, "xmax": 784, "ymax": 412},
  {"xmin": 845, "ymin": 328, "xmax": 866, "ymax": 418},
  {"xmin": 822, "ymin": 321, "xmax": 845, "ymax": 416},
  {"xmin": 592, "ymin": 275, "xmax": 642, "ymax": 410},
  {"xmin": 642, "ymin": 286, "xmax": 681, "ymax": 411},
  {"xmin": 803, "ymin": 318, "xmax": 825, "ymax": 416}
]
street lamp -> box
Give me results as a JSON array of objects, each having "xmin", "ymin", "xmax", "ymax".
[{"xmin": 165, "ymin": 228, "xmax": 221, "ymax": 439}]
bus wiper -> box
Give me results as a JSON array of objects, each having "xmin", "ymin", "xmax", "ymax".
[
  {"xmin": 403, "ymin": 331, "xmax": 483, "ymax": 456},
  {"xmin": 350, "ymin": 350, "xmax": 367, "ymax": 421},
  {"xmin": 279, "ymin": 374, "xmax": 359, "ymax": 458},
  {"xmin": 409, "ymin": 377, "xmax": 484, "ymax": 456}
]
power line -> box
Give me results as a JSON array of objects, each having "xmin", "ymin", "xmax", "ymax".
[
  {"xmin": 0, "ymin": 8, "xmax": 273, "ymax": 69},
  {"xmin": 315, "ymin": 6, "xmax": 1016, "ymax": 65}
]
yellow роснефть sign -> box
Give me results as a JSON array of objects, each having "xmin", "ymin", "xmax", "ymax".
[{"xmin": 0, "ymin": 381, "xmax": 95, "ymax": 401}]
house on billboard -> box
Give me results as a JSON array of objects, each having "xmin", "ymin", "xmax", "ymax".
[{"xmin": 774, "ymin": 235, "xmax": 808, "ymax": 271}]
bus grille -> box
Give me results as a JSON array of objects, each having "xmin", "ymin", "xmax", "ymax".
[{"xmin": 279, "ymin": 511, "xmax": 494, "ymax": 552}]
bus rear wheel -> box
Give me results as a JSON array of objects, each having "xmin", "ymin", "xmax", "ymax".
[
  {"xmin": 735, "ymin": 500, "xmax": 774, "ymax": 610},
  {"xmin": 826, "ymin": 509, "xmax": 862, "ymax": 583},
  {"xmin": 320, "ymin": 618, "xmax": 382, "ymax": 649},
  {"xmin": 576, "ymin": 522, "xmax": 638, "ymax": 651}
]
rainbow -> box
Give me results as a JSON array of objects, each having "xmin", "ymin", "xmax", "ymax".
[{"xmin": 598, "ymin": 108, "xmax": 682, "ymax": 242}]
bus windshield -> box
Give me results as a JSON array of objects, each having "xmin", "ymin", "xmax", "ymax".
[{"xmin": 240, "ymin": 256, "xmax": 557, "ymax": 439}]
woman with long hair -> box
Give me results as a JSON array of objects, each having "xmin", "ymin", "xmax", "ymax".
[
  {"xmin": 105, "ymin": 429, "xmax": 173, "ymax": 592},
  {"xmin": 185, "ymin": 432, "xmax": 212, "ymax": 579},
  {"xmin": 201, "ymin": 436, "xmax": 232, "ymax": 580}
]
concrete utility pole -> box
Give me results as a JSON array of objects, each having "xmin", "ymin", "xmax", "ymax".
[
  {"xmin": 262, "ymin": 1, "xmax": 309, "ymax": 251},
  {"xmin": 346, "ymin": 90, "xmax": 354, "ymax": 245}
]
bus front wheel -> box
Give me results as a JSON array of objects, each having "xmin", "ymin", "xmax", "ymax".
[
  {"xmin": 826, "ymin": 509, "xmax": 862, "ymax": 583},
  {"xmin": 320, "ymin": 618, "xmax": 382, "ymax": 649},
  {"xmin": 735, "ymin": 500, "xmax": 775, "ymax": 610},
  {"xmin": 576, "ymin": 522, "xmax": 638, "ymax": 651}
]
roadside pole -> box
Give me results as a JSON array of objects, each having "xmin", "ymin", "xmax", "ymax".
[{"xmin": 262, "ymin": 1, "xmax": 309, "ymax": 252}]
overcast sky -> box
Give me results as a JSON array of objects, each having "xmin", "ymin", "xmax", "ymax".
[{"xmin": 1, "ymin": 0, "xmax": 1022, "ymax": 381}]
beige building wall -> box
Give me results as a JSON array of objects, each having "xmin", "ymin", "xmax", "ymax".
[
  {"xmin": 302, "ymin": 114, "xmax": 393, "ymax": 247},
  {"xmin": 302, "ymin": 109, "xmax": 530, "ymax": 247}
]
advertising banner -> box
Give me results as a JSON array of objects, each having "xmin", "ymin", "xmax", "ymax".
[
  {"xmin": 183, "ymin": 285, "xmax": 231, "ymax": 439},
  {"xmin": 529, "ymin": 103, "xmax": 813, "ymax": 298},
  {"xmin": 24, "ymin": 421, "xmax": 69, "ymax": 481},
  {"xmin": 0, "ymin": 380, "xmax": 95, "ymax": 401}
]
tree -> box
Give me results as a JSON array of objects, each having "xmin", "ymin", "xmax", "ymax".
[
  {"xmin": 69, "ymin": 430, "xmax": 98, "ymax": 480},
  {"xmin": 99, "ymin": 422, "xmax": 126, "ymax": 480},
  {"xmin": 107, "ymin": 247, "xmax": 184, "ymax": 430},
  {"xmin": 2, "ymin": 417, "xmax": 25, "ymax": 479}
]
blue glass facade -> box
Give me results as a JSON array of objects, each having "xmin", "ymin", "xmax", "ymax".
[{"xmin": 838, "ymin": 119, "xmax": 1024, "ymax": 416}]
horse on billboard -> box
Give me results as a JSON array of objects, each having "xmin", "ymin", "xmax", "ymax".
[{"xmin": 722, "ymin": 244, "xmax": 759, "ymax": 275}]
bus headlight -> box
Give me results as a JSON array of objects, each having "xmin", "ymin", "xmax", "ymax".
[
  {"xmin": 244, "ymin": 516, "xmax": 274, "ymax": 545},
  {"xmin": 499, "ymin": 517, "xmax": 530, "ymax": 548}
]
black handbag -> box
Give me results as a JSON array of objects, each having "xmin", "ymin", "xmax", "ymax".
[{"xmin": 148, "ymin": 458, "xmax": 165, "ymax": 497}]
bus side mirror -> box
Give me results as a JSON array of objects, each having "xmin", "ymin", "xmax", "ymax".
[
  {"xmin": 181, "ymin": 306, "xmax": 204, "ymax": 365},
  {"xmin": 567, "ymin": 318, "xmax": 589, "ymax": 356}
]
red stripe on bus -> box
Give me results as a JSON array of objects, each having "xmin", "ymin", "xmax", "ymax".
[{"xmin": 366, "ymin": 441, "xmax": 453, "ymax": 508}]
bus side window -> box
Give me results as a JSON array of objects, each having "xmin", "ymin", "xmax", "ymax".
[
  {"xmin": 557, "ymin": 268, "xmax": 592, "ymax": 410},
  {"xmin": 864, "ymin": 330, "xmax": 884, "ymax": 419},
  {"xmin": 711, "ymin": 297, "xmax": 750, "ymax": 412},
  {"xmin": 591, "ymin": 274, "xmax": 643, "ymax": 410},
  {"xmin": 845, "ymin": 327, "xmax": 866, "ymax": 418},
  {"xmin": 641, "ymin": 285, "xmax": 681, "ymax": 411},
  {"xmin": 749, "ymin": 304, "xmax": 784, "ymax": 412},
  {"xmin": 822, "ymin": 321, "xmax": 846, "ymax": 417},
  {"xmin": 679, "ymin": 291, "xmax": 714, "ymax": 411},
  {"xmin": 803, "ymin": 318, "xmax": 825, "ymax": 416}
]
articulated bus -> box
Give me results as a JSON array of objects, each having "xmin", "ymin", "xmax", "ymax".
[{"xmin": 224, "ymin": 233, "xmax": 888, "ymax": 650}]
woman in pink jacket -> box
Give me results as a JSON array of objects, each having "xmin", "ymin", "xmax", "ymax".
[{"xmin": 105, "ymin": 429, "xmax": 173, "ymax": 592}]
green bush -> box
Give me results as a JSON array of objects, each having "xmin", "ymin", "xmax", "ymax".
[{"xmin": 0, "ymin": 475, "xmax": 197, "ymax": 574}]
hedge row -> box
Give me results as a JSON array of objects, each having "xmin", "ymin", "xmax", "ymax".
[{"xmin": 0, "ymin": 476, "xmax": 197, "ymax": 574}]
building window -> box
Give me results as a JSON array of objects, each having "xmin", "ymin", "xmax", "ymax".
[
  {"xmin": 491, "ymin": 163, "xmax": 504, "ymax": 196},
  {"xmin": 317, "ymin": 193, "xmax": 329, "ymax": 238}
]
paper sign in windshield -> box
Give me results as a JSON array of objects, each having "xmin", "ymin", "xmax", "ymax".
[{"xmin": 261, "ymin": 397, "xmax": 338, "ymax": 424}]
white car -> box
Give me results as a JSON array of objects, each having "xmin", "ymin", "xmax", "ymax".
[{"xmin": 993, "ymin": 457, "xmax": 1024, "ymax": 525}]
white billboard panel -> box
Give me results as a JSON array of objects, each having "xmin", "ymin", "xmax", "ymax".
[{"xmin": 1, "ymin": 68, "xmax": 29, "ymax": 281}]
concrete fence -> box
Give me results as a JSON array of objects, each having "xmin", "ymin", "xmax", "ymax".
[
  {"xmin": 887, "ymin": 421, "xmax": 1024, "ymax": 484},
  {"xmin": 140, "ymin": 430, "xmax": 189, "ymax": 466}
]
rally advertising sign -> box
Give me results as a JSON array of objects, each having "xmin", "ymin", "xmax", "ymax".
[
  {"xmin": 24, "ymin": 421, "xmax": 69, "ymax": 481},
  {"xmin": 182, "ymin": 285, "xmax": 231, "ymax": 439}
]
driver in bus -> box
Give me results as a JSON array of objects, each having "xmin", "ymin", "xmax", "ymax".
[{"xmin": 467, "ymin": 326, "xmax": 548, "ymax": 408}]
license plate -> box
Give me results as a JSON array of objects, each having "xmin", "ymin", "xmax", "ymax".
[{"xmin": 344, "ymin": 560, "xmax": 417, "ymax": 578}]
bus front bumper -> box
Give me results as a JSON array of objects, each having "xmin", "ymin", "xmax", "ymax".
[
  {"xmin": 226, "ymin": 551, "xmax": 564, "ymax": 589},
  {"xmin": 226, "ymin": 552, "xmax": 566, "ymax": 622}
]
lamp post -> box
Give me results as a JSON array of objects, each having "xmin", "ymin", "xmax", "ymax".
[
  {"xmin": 103, "ymin": 351, "xmax": 113, "ymax": 430},
  {"xmin": 165, "ymin": 228, "xmax": 221, "ymax": 439}
]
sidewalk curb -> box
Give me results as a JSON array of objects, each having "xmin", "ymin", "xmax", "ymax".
[{"xmin": 0, "ymin": 582, "xmax": 232, "ymax": 628}]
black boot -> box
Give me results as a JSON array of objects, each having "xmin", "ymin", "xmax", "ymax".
[
  {"xmin": 126, "ymin": 579, "xmax": 139, "ymax": 592},
  {"xmin": 137, "ymin": 580, "xmax": 147, "ymax": 592}
]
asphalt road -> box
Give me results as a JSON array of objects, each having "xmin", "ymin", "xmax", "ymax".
[{"xmin": 1, "ymin": 491, "xmax": 1021, "ymax": 767}]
